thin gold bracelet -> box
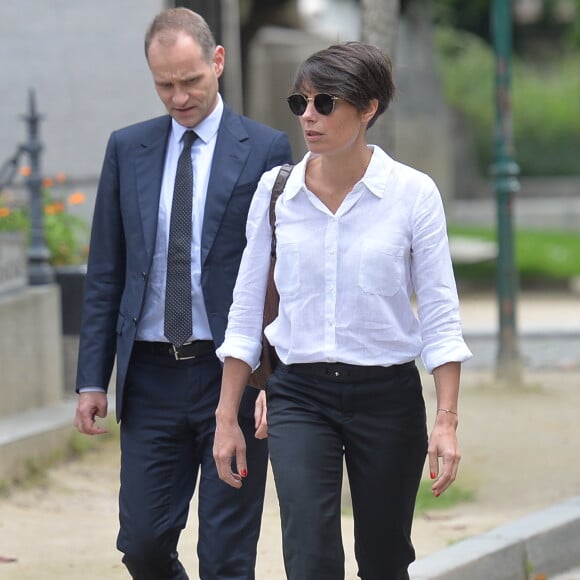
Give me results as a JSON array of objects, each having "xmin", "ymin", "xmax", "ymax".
[{"xmin": 437, "ymin": 408, "xmax": 458, "ymax": 416}]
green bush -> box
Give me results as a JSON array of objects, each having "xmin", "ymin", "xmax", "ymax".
[
  {"xmin": 436, "ymin": 27, "xmax": 580, "ymax": 176},
  {"xmin": 414, "ymin": 479, "xmax": 474, "ymax": 516},
  {"xmin": 513, "ymin": 57, "xmax": 580, "ymax": 175},
  {"xmin": 0, "ymin": 190, "xmax": 88, "ymax": 266},
  {"xmin": 449, "ymin": 226, "xmax": 580, "ymax": 285}
]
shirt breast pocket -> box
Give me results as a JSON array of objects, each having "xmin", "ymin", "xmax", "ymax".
[
  {"xmin": 274, "ymin": 242, "xmax": 300, "ymax": 295},
  {"xmin": 358, "ymin": 240, "xmax": 403, "ymax": 296}
]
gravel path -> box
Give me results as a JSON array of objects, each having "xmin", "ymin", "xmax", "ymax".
[{"xmin": 1, "ymin": 368, "xmax": 579, "ymax": 579}]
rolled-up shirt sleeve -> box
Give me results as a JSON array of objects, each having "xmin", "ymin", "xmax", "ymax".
[
  {"xmin": 216, "ymin": 168, "xmax": 279, "ymax": 370},
  {"xmin": 411, "ymin": 181, "xmax": 473, "ymax": 373}
]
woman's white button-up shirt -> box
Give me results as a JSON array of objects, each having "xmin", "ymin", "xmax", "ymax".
[{"xmin": 217, "ymin": 145, "xmax": 472, "ymax": 374}]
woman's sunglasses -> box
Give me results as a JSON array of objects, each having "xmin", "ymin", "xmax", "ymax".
[{"xmin": 286, "ymin": 93, "xmax": 339, "ymax": 116}]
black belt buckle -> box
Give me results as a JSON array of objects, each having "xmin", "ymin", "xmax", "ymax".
[{"xmin": 170, "ymin": 342, "xmax": 197, "ymax": 360}]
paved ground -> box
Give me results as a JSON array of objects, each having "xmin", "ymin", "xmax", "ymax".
[
  {"xmin": 0, "ymin": 291, "xmax": 579, "ymax": 579},
  {"xmin": 459, "ymin": 290, "xmax": 580, "ymax": 372}
]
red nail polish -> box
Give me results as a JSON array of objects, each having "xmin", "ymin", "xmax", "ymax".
[
  {"xmin": 430, "ymin": 472, "xmax": 436, "ymax": 480},
  {"xmin": 241, "ymin": 469, "xmax": 248, "ymax": 478}
]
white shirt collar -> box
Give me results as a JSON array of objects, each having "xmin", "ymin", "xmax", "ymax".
[
  {"xmin": 284, "ymin": 145, "xmax": 395, "ymax": 201},
  {"xmin": 171, "ymin": 93, "xmax": 224, "ymax": 146}
]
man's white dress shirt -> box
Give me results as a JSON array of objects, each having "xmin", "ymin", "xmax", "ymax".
[
  {"xmin": 217, "ymin": 145, "xmax": 472, "ymax": 374},
  {"xmin": 80, "ymin": 98, "xmax": 223, "ymax": 393},
  {"xmin": 137, "ymin": 97, "xmax": 224, "ymax": 343}
]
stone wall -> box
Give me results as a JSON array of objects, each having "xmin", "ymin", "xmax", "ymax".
[
  {"xmin": 0, "ymin": 233, "xmax": 69, "ymax": 484},
  {"xmin": 0, "ymin": 0, "xmax": 164, "ymax": 186},
  {"xmin": 0, "ymin": 234, "xmax": 63, "ymax": 418}
]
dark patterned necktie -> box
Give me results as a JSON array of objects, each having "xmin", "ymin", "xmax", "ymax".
[{"xmin": 164, "ymin": 130, "xmax": 196, "ymax": 347}]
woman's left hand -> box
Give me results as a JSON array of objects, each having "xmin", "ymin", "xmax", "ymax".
[
  {"xmin": 254, "ymin": 390, "xmax": 268, "ymax": 439},
  {"xmin": 427, "ymin": 414, "xmax": 461, "ymax": 497}
]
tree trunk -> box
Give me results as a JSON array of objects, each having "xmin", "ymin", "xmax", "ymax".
[{"xmin": 361, "ymin": 0, "xmax": 400, "ymax": 152}]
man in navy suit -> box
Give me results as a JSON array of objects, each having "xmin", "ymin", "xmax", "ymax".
[{"xmin": 73, "ymin": 8, "xmax": 292, "ymax": 579}]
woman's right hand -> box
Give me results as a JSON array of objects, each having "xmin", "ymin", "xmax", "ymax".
[
  {"xmin": 213, "ymin": 357, "xmax": 254, "ymax": 488},
  {"xmin": 213, "ymin": 416, "xmax": 248, "ymax": 488}
]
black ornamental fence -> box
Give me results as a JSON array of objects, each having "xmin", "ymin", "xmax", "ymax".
[
  {"xmin": 0, "ymin": 90, "xmax": 54, "ymax": 285},
  {"xmin": 0, "ymin": 91, "xmax": 86, "ymax": 352}
]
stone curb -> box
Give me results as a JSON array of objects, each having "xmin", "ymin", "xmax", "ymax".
[
  {"xmin": 0, "ymin": 399, "xmax": 78, "ymax": 483},
  {"xmin": 409, "ymin": 495, "xmax": 580, "ymax": 580}
]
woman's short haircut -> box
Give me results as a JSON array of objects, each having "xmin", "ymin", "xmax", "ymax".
[{"xmin": 291, "ymin": 41, "xmax": 396, "ymax": 129}]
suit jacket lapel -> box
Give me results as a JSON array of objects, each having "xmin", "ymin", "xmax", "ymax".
[
  {"xmin": 135, "ymin": 116, "xmax": 172, "ymax": 262},
  {"xmin": 201, "ymin": 107, "xmax": 250, "ymax": 266}
]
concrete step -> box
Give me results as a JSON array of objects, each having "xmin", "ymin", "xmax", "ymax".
[
  {"xmin": 552, "ymin": 567, "xmax": 580, "ymax": 579},
  {"xmin": 0, "ymin": 399, "xmax": 77, "ymax": 484},
  {"xmin": 410, "ymin": 495, "xmax": 580, "ymax": 580}
]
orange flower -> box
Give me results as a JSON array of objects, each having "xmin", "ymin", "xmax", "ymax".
[
  {"xmin": 68, "ymin": 191, "xmax": 86, "ymax": 205},
  {"xmin": 0, "ymin": 207, "xmax": 11, "ymax": 218},
  {"xmin": 19, "ymin": 166, "xmax": 32, "ymax": 177},
  {"xmin": 42, "ymin": 177, "xmax": 54, "ymax": 188},
  {"xmin": 55, "ymin": 172, "xmax": 67, "ymax": 183},
  {"xmin": 44, "ymin": 202, "xmax": 64, "ymax": 215}
]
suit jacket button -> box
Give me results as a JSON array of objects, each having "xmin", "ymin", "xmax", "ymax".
[
  {"xmin": 141, "ymin": 272, "xmax": 147, "ymax": 279},
  {"xmin": 132, "ymin": 317, "xmax": 138, "ymax": 325}
]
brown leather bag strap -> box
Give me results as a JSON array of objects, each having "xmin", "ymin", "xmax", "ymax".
[{"xmin": 269, "ymin": 163, "xmax": 294, "ymax": 258}]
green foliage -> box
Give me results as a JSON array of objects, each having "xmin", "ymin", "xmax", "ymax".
[
  {"xmin": 436, "ymin": 27, "xmax": 494, "ymax": 172},
  {"xmin": 414, "ymin": 479, "xmax": 474, "ymax": 516},
  {"xmin": 431, "ymin": 0, "xmax": 490, "ymax": 39},
  {"xmin": 0, "ymin": 190, "xmax": 88, "ymax": 266},
  {"xmin": 43, "ymin": 209, "xmax": 88, "ymax": 266},
  {"xmin": 513, "ymin": 57, "xmax": 580, "ymax": 175},
  {"xmin": 436, "ymin": 27, "xmax": 580, "ymax": 176},
  {"xmin": 569, "ymin": 0, "xmax": 580, "ymax": 48},
  {"xmin": 428, "ymin": 0, "xmax": 579, "ymax": 49},
  {"xmin": 69, "ymin": 418, "xmax": 119, "ymax": 458},
  {"xmin": 449, "ymin": 226, "xmax": 580, "ymax": 283}
]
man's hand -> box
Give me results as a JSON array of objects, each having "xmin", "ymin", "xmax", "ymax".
[{"xmin": 74, "ymin": 391, "xmax": 108, "ymax": 435}]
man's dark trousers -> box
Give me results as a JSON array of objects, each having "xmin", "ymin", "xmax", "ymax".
[
  {"xmin": 117, "ymin": 348, "xmax": 268, "ymax": 580},
  {"xmin": 76, "ymin": 108, "xmax": 292, "ymax": 579}
]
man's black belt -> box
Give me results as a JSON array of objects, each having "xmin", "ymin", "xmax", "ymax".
[
  {"xmin": 287, "ymin": 360, "xmax": 416, "ymax": 383},
  {"xmin": 133, "ymin": 340, "xmax": 215, "ymax": 360}
]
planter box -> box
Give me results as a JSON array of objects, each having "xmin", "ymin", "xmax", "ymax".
[{"xmin": 55, "ymin": 265, "xmax": 86, "ymax": 392}]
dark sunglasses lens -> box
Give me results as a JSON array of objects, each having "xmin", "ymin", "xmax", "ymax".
[
  {"xmin": 287, "ymin": 95, "xmax": 307, "ymax": 116},
  {"xmin": 314, "ymin": 94, "xmax": 335, "ymax": 115}
]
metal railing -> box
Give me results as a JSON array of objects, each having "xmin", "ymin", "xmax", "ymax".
[{"xmin": 0, "ymin": 90, "xmax": 53, "ymax": 285}]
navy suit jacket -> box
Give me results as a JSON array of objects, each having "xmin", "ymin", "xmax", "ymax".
[{"xmin": 76, "ymin": 106, "xmax": 293, "ymax": 420}]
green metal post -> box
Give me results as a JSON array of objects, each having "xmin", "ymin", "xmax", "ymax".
[
  {"xmin": 24, "ymin": 89, "xmax": 54, "ymax": 285},
  {"xmin": 491, "ymin": 0, "xmax": 522, "ymax": 383}
]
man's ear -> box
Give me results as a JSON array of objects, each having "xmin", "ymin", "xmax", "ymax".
[{"xmin": 213, "ymin": 45, "xmax": 225, "ymax": 78}]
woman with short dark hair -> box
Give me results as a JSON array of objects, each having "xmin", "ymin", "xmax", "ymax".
[{"xmin": 214, "ymin": 41, "xmax": 472, "ymax": 579}]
